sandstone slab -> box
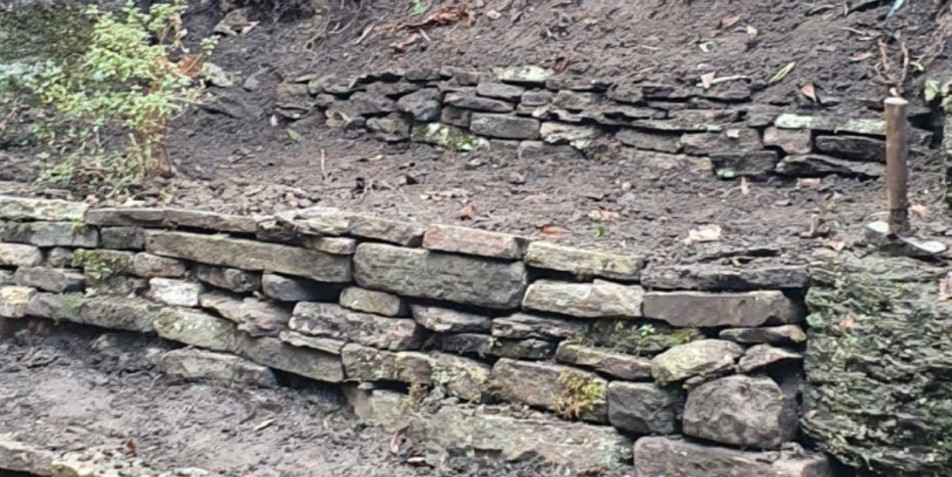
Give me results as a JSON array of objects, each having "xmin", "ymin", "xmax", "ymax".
[
  {"xmin": 711, "ymin": 150, "xmax": 780, "ymax": 179},
  {"xmin": 776, "ymin": 154, "xmax": 884, "ymax": 178},
  {"xmin": 148, "ymin": 278, "xmax": 203, "ymax": 307},
  {"xmin": 643, "ymin": 290, "xmax": 803, "ymax": 327},
  {"xmin": 86, "ymin": 207, "xmax": 258, "ymax": 233},
  {"xmin": 27, "ymin": 293, "xmax": 159, "ymax": 332},
  {"xmin": 815, "ymin": 135, "xmax": 885, "ymax": 162},
  {"xmin": 280, "ymin": 207, "xmax": 426, "ymax": 246},
  {"xmin": 99, "ymin": 226, "xmax": 144, "ymax": 250},
  {"xmin": 131, "ymin": 252, "xmax": 187, "ymax": 278},
  {"xmin": 0, "ymin": 286, "xmax": 35, "ymax": 318},
  {"xmin": 492, "ymin": 358, "xmax": 608, "ymax": 422},
  {"xmin": 476, "ymin": 82, "xmax": 525, "ymax": 101},
  {"xmin": 291, "ymin": 302, "xmax": 425, "ymax": 351},
  {"xmin": 261, "ymin": 273, "xmax": 339, "ymax": 302},
  {"xmin": 14, "ymin": 267, "xmax": 84, "ymax": 293},
  {"xmin": 555, "ymin": 343, "xmax": 653, "ymax": 380},
  {"xmin": 634, "ymin": 436, "xmax": 833, "ymax": 477},
  {"xmin": 45, "ymin": 247, "xmax": 72, "ymax": 268},
  {"xmin": 683, "ymin": 375, "xmax": 797, "ymax": 448},
  {"xmin": 524, "ymin": 241, "xmax": 644, "ymax": 281},
  {"xmin": 237, "ymin": 335, "xmax": 344, "ymax": 382},
  {"xmin": 642, "ymin": 264, "xmax": 808, "ymax": 291},
  {"xmin": 354, "ymin": 243, "xmax": 527, "ymax": 309},
  {"xmin": 341, "ymin": 343, "xmax": 432, "ymax": 384},
  {"xmin": 339, "ymin": 286, "xmax": 406, "ymax": 317},
  {"xmin": 200, "ymin": 291, "xmax": 291, "ymax": 337},
  {"xmin": 539, "ymin": 122, "xmax": 601, "ymax": 145},
  {"xmin": 430, "ymin": 352, "xmax": 492, "ymax": 401},
  {"xmin": 493, "ymin": 65, "xmax": 553, "ymax": 84},
  {"xmin": 158, "ymin": 348, "xmax": 277, "ymax": 387},
  {"xmin": 0, "ymin": 243, "xmax": 43, "ymax": 267},
  {"xmin": 606, "ymin": 381, "xmax": 681, "ymax": 434},
  {"xmin": 764, "ymin": 126, "xmax": 813, "ymax": 154},
  {"xmin": 422, "ymin": 224, "xmax": 528, "ymax": 259},
  {"xmin": 491, "ymin": 312, "xmax": 586, "ymax": 340},
  {"xmin": 0, "ymin": 195, "xmax": 87, "ymax": 221},
  {"xmin": 470, "ymin": 113, "xmax": 540, "ymax": 139},
  {"xmin": 410, "ymin": 305, "xmax": 492, "ymax": 333},
  {"xmin": 153, "ymin": 308, "xmax": 239, "ymax": 352},
  {"xmin": 522, "ymin": 279, "xmax": 644, "ymax": 319},
  {"xmin": 651, "ymin": 339, "xmax": 744, "ymax": 385},
  {"xmin": 774, "ymin": 113, "xmax": 884, "ymax": 136},
  {"xmin": 301, "ymin": 236, "xmax": 357, "ymax": 255},
  {"xmin": 194, "ymin": 264, "xmax": 260, "ymax": 293},
  {"xmin": 444, "ymin": 93, "xmax": 514, "ymax": 113},
  {"xmin": 738, "ymin": 344, "xmax": 803, "ymax": 373},
  {"xmin": 0, "ymin": 221, "xmax": 98, "ymax": 247},
  {"xmin": 719, "ymin": 325, "xmax": 807, "ymax": 345},
  {"xmin": 439, "ymin": 333, "xmax": 555, "ymax": 360},
  {"xmin": 278, "ymin": 330, "xmax": 345, "ymax": 354}
]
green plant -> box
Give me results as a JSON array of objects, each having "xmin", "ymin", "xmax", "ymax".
[
  {"xmin": 24, "ymin": 0, "xmax": 216, "ymax": 197},
  {"xmin": 553, "ymin": 372, "xmax": 605, "ymax": 420},
  {"xmin": 410, "ymin": 0, "xmax": 429, "ymax": 16}
]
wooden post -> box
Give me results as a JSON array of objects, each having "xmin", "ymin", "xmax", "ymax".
[{"xmin": 884, "ymin": 97, "xmax": 911, "ymax": 236}]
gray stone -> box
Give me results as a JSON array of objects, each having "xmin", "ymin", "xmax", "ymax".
[
  {"xmin": 194, "ymin": 264, "xmax": 260, "ymax": 293},
  {"xmin": 585, "ymin": 320, "xmax": 704, "ymax": 356},
  {"xmin": 520, "ymin": 90, "xmax": 554, "ymax": 107},
  {"xmin": 517, "ymin": 141, "xmax": 582, "ymax": 161},
  {"xmin": 278, "ymin": 330, "xmax": 345, "ymax": 354},
  {"xmin": 27, "ymin": 293, "xmax": 159, "ymax": 332},
  {"xmin": 0, "ymin": 269, "xmax": 12, "ymax": 286},
  {"xmin": 301, "ymin": 236, "xmax": 357, "ymax": 255},
  {"xmin": 71, "ymin": 249, "xmax": 134, "ymax": 278},
  {"xmin": 615, "ymin": 129, "xmax": 681, "ymax": 153},
  {"xmin": 492, "ymin": 358, "xmax": 608, "ymax": 422},
  {"xmin": 366, "ymin": 114, "xmax": 411, "ymax": 142},
  {"xmin": 764, "ymin": 126, "xmax": 813, "ymax": 154},
  {"xmin": 493, "ymin": 65, "xmax": 553, "ymax": 84},
  {"xmin": 815, "ymin": 135, "xmax": 885, "ymax": 162},
  {"xmin": 552, "ymin": 91, "xmax": 600, "ymax": 111},
  {"xmin": 14, "ymin": 267, "xmax": 84, "ymax": 293},
  {"xmin": 290, "ymin": 302, "xmax": 425, "ymax": 351},
  {"xmin": 774, "ymin": 113, "xmax": 884, "ymax": 136},
  {"xmin": 0, "ymin": 242, "xmax": 43, "ymax": 269},
  {"xmin": 617, "ymin": 148, "xmax": 713, "ymax": 173},
  {"xmin": 86, "ymin": 207, "xmax": 258, "ymax": 233},
  {"xmin": 410, "ymin": 123, "xmax": 483, "ymax": 151},
  {"xmin": 354, "ymin": 243, "xmax": 527, "ymax": 309},
  {"xmin": 641, "ymin": 264, "xmax": 809, "ymax": 291},
  {"xmin": 683, "ymin": 375, "xmax": 797, "ymax": 448},
  {"xmin": 711, "ymin": 150, "xmax": 780, "ymax": 179},
  {"xmin": 397, "ymin": 88, "xmax": 442, "ymax": 121},
  {"xmin": 607, "ymin": 83, "xmax": 643, "ymax": 103},
  {"xmin": 0, "ymin": 221, "xmax": 98, "ymax": 247},
  {"xmin": 341, "ymin": 343, "xmax": 432, "ymax": 383},
  {"xmin": 440, "ymin": 106, "xmax": 472, "ymax": 127},
  {"xmin": 199, "ymin": 291, "xmax": 291, "ymax": 337},
  {"xmin": 719, "ymin": 325, "xmax": 807, "ymax": 345},
  {"xmin": 492, "ymin": 312, "xmax": 585, "ymax": 340},
  {"xmin": 441, "ymin": 66, "xmax": 481, "ymax": 84},
  {"xmin": 349, "ymin": 91, "xmax": 396, "ymax": 115},
  {"xmin": 279, "ymin": 207, "xmax": 426, "ymax": 246},
  {"xmin": 633, "ymin": 436, "xmax": 833, "ymax": 477},
  {"xmin": 261, "ymin": 273, "xmax": 338, "ymax": 302},
  {"xmin": 153, "ymin": 308, "xmax": 239, "ymax": 352},
  {"xmin": 0, "ymin": 286, "xmax": 35, "ymax": 318},
  {"xmin": 311, "ymin": 74, "xmax": 360, "ymax": 95},
  {"xmin": 410, "ymin": 305, "xmax": 492, "ymax": 333},
  {"xmin": 539, "ymin": 122, "xmax": 600, "ymax": 145},
  {"xmin": 339, "ymin": 286, "xmax": 406, "ymax": 317},
  {"xmin": 0, "ymin": 436, "xmax": 54, "ymax": 475},
  {"xmin": 100, "ymin": 226, "xmax": 145, "ymax": 250},
  {"xmin": 131, "ymin": 252, "xmax": 187, "ymax": 278},
  {"xmin": 145, "ymin": 231, "xmax": 352, "ymax": 282},
  {"xmin": 325, "ymin": 106, "xmax": 366, "ymax": 129},
  {"xmin": 607, "ymin": 382, "xmax": 681, "ymax": 434},
  {"xmin": 158, "ymin": 348, "xmax": 277, "ymax": 387},
  {"xmin": 680, "ymin": 127, "xmax": 762, "ymax": 155},
  {"xmin": 148, "ymin": 278, "xmax": 202, "ymax": 307},
  {"xmin": 276, "ymin": 82, "xmax": 313, "ymax": 111},
  {"xmin": 522, "ymin": 279, "xmax": 644, "ymax": 319},
  {"xmin": 555, "ymin": 343, "xmax": 653, "ymax": 380},
  {"xmin": 775, "ymin": 154, "xmax": 884, "ymax": 177},
  {"xmin": 366, "ymin": 80, "xmax": 420, "ymax": 97},
  {"xmin": 524, "ymin": 241, "xmax": 644, "ymax": 281},
  {"xmin": 470, "ymin": 113, "xmax": 540, "ymax": 140},
  {"xmin": 738, "ymin": 344, "xmax": 803, "ymax": 373},
  {"xmin": 237, "ymin": 335, "xmax": 344, "ymax": 382},
  {"xmin": 439, "ymin": 333, "xmax": 556, "ymax": 360},
  {"xmin": 444, "ymin": 93, "xmax": 514, "ymax": 113},
  {"xmin": 643, "ymin": 290, "xmax": 804, "ymax": 327},
  {"xmin": 476, "ymin": 82, "xmax": 525, "ymax": 101},
  {"xmin": 45, "ymin": 247, "xmax": 73, "ymax": 268},
  {"xmin": 422, "ymin": 224, "xmax": 528, "ymax": 259},
  {"xmin": 651, "ymin": 339, "xmax": 744, "ymax": 385},
  {"xmin": 632, "ymin": 109, "xmax": 739, "ymax": 132},
  {"xmin": 430, "ymin": 352, "xmax": 492, "ymax": 401},
  {"xmin": 405, "ymin": 67, "xmax": 441, "ymax": 81},
  {"xmin": 0, "ymin": 195, "xmax": 87, "ymax": 221}
]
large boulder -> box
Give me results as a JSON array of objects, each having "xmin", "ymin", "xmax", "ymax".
[
  {"xmin": 634, "ymin": 436, "xmax": 833, "ymax": 477},
  {"xmin": 651, "ymin": 339, "xmax": 744, "ymax": 385},
  {"xmin": 683, "ymin": 375, "xmax": 797, "ymax": 448},
  {"xmin": 607, "ymin": 382, "xmax": 681, "ymax": 434}
]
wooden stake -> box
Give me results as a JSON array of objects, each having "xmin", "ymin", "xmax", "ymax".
[{"xmin": 884, "ymin": 97, "xmax": 911, "ymax": 236}]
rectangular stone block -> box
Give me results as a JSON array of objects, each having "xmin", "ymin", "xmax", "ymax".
[
  {"xmin": 0, "ymin": 195, "xmax": 88, "ymax": 221},
  {"xmin": 607, "ymin": 382, "xmax": 681, "ymax": 434},
  {"xmin": 410, "ymin": 305, "xmax": 492, "ymax": 333},
  {"xmin": 302, "ymin": 236, "xmax": 357, "ymax": 255},
  {"xmin": 555, "ymin": 343, "xmax": 653, "ymax": 380},
  {"xmin": 492, "ymin": 358, "xmax": 608, "ymax": 423},
  {"xmin": 145, "ymin": 230, "xmax": 352, "ymax": 282},
  {"xmin": 815, "ymin": 134, "xmax": 885, "ymax": 162},
  {"xmin": 641, "ymin": 264, "xmax": 809, "ymax": 291},
  {"xmin": 354, "ymin": 243, "xmax": 527, "ymax": 309},
  {"xmin": 261, "ymin": 273, "xmax": 340, "ymax": 302},
  {"xmin": 522, "ymin": 279, "xmax": 644, "ymax": 319},
  {"xmin": 85, "ymin": 207, "xmax": 258, "ymax": 233},
  {"xmin": 200, "ymin": 291, "xmax": 291, "ymax": 337},
  {"xmin": 194, "ymin": 264, "xmax": 260, "ymax": 293},
  {"xmin": 14, "ymin": 267, "xmax": 84, "ymax": 293},
  {"xmin": 524, "ymin": 241, "xmax": 644, "ymax": 281},
  {"xmin": 0, "ymin": 222, "xmax": 98, "ymax": 247},
  {"xmin": 615, "ymin": 129, "xmax": 681, "ymax": 153},
  {"xmin": 439, "ymin": 333, "xmax": 556, "ymax": 360},
  {"xmin": 339, "ymin": 286, "xmax": 406, "ymax": 317},
  {"xmin": 422, "ymin": 224, "xmax": 528, "ymax": 259},
  {"xmin": 633, "ymin": 436, "xmax": 832, "ymax": 477},
  {"xmin": 26, "ymin": 293, "xmax": 159, "ymax": 332},
  {"xmin": 680, "ymin": 127, "xmax": 761, "ymax": 155},
  {"xmin": 279, "ymin": 207, "xmax": 426, "ymax": 246},
  {"xmin": 341, "ymin": 343, "xmax": 432, "ymax": 384},
  {"xmin": 0, "ymin": 243, "xmax": 43, "ymax": 267},
  {"xmin": 470, "ymin": 113, "xmax": 540, "ymax": 139},
  {"xmin": 643, "ymin": 290, "xmax": 804, "ymax": 328},
  {"xmin": 153, "ymin": 308, "xmax": 240, "ymax": 352},
  {"xmin": 711, "ymin": 150, "xmax": 779, "ymax": 179},
  {"xmin": 491, "ymin": 312, "xmax": 586, "ymax": 340},
  {"xmin": 430, "ymin": 352, "xmax": 492, "ymax": 402},
  {"xmin": 763, "ymin": 126, "xmax": 813, "ymax": 154},
  {"xmin": 148, "ymin": 278, "xmax": 203, "ymax": 307},
  {"xmin": 131, "ymin": 252, "xmax": 187, "ymax": 278},
  {"xmin": 278, "ymin": 330, "xmax": 345, "ymax": 354},
  {"xmin": 158, "ymin": 348, "xmax": 277, "ymax": 388},
  {"xmin": 290, "ymin": 302, "xmax": 426, "ymax": 351},
  {"xmin": 774, "ymin": 113, "xmax": 884, "ymax": 137},
  {"xmin": 0, "ymin": 286, "xmax": 35, "ymax": 318},
  {"xmin": 45, "ymin": 247, "xmax": 73, "ymax": 268},
  {"xmin": 100, "ymin": 226, "xmax": 145, "ymax": 250},
  {"xmin": 238, "ymin": 335, "xmax": 344, "ymax": 383}
]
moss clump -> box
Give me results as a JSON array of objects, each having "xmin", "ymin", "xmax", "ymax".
[
  {"xmin": 71, "ymin": 249, "xmax": 129, "ymax": 282},
  {"xmin": 410, "ymin": 123, "xmax": 482, "ymax": 151},
  {"xmin": 553, "ymin": 371, "xmax": 605, "ymax": 420},
  {"xmin": 582, "ymin": 320, "xmax": 702, "ymax": 356}
]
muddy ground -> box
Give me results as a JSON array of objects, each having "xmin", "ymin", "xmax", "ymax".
[{"xmin": 0, "ymin": 319, "xmax": 580, "ymax": 477}]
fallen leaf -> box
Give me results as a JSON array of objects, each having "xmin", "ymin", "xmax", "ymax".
[
  {"xmin": 769, "ymin": 61, "xmax": 797, "ymax": 84},
  {"xmin": 851, "ymin": 51, "xmax": 873, "ymax": 62},
  {"xmin": 588, "ymin": 208, "xmax": 621, "ymax": 221},
  {"xmin": 177, "ymin": 54, "xmax": 204, "ymax": 79},
  {"xmin": 838, "ymin": 316, "xmax": 855, "ymax": 331},
  {"xmin": 746, "ymin": 25, "xmax": 758, "ymax": 37},
  {"xmin": 389, "ymin": 428, "xmax": 407, "ymax": 455},
  {"xmin": 684, "ymin": 224, "xmax": 722, "ymax": 245},
  {"xmin": 458, "ymin": 203, "xmax": 476, "ymax": 220},
  {"xmin": 700, "ymin": 72, "xmax": 716, "ymax": 90},
  {"xmin": 287, "ymin": 128, "xmax": 301, "ymax": 142},
  {"xmin": 538, "ymin": 223, "xmax": 570, "ymax": 239},
  {"xmin": 485, "ymin": 9, "xmax": 501, "ymax": 19},
  {"xmin": 719, "ymin": 15, "xmax": 741, "ymax": 29},
  {"xmin": 800, "ymin": 82, "xmax": 818, "ymax": 102},
  {"xmin": 939, "ymin": 272, "xmax": 952, "ymax": 301},
  {"xmin": 254, "ymin": 419, "xmax": 275, "ymax": 431},
  {"xmin": 124, "ymin": 439, "xmax": 137, "ymax": 457},
  {"xmin": 740, "ymin": 177, "xmax": 750, "ymax": 196}
]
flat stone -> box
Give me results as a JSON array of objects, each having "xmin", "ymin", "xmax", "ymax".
[
  {"xmin": 290, "ymin": 302, "xmax": 425, "ymax": 351},
  {"xmin": 410, "ymin": 305, "xmax": 492, "ymax": 333},
  {"xmin": 618, "ymin": 148, "xmax": 713, "ymax": 173},
  {"xmin": 99, "ymin": 226, "xmax": 145, "ymax": 250},
  {"xmin": 440, "ymin": 105, "xmax": 472, "ymax": 127},
  {"xmin": 476, "ymin": 82, "xmax": 525, "ymax": 101},
  {"xmin": 586, "ymin": 320, "xmax": 704, "ymax": 356},
  {"xmin": 641, "ymin": 264, "xmax": 809, "ymax": 291},
  {"xmin": 606, "ymin": 382, "xmax": 681, "ymax": 434},
  {"xmin": 276, "ymin": 82, "xmax": 312, "ymax": 111},
  {"xmin": 719, "ymin": 325, "xmax": 807, "ymax": 345},
  {"xmin": 280, "ymin": 207, "xmax": 426, "ymax": 246},
  {"xmin": 278, "ymin": 330, "xmax": 345, "ymax": 354},
  {"xmin": 0, "ymin": 195, "xmax": 88, "ymax": 221},
  {"xmin": 355, "ymin": 243, "xmax": 527, "ymax": 309},
  {"xmin": 301, "ymin": 236, "xmax": 357, "ymax": 255},
  {"xmin": 521, "ymin": 90, "xmax": 554, "ymax": 107},
  {"xmin": 517, "ymin": 140, "xmax": 582, "ymax": 160},
  {"xmin": 524, "ymin": 241, "xmax": 644, "ymax": 281},
  {"xmin": 444, "ymin": 93, "xmax": 514, "ymax": 113},
  {"xmin": 194, "ymin": 264, "xmax": 260, "ymax": 293},
  {"xmin": 86, "ymin": 207, "xmax": 258, "ymax": 233},
  {"xmin": 738, "ymin": 344, "xmax": 803, "ymax": 373},
  {"xmin": 711, "ymin": 150, "xmax": 780, "ymax": 179},
  {"xmin": 366, "ymin": 80, "xmax": 420, "ymax": 97},
  {"xmin": 539, "ymin": 122, "xmax": 601, "ymax": 145},
  {"xmin": 200, "ymin": 291, "xmax": 291, "ymax": 337},
  {"xmin": 153, "ymin": 308, "xmax": 239, "ymax": 352},
  {"xmin": 27, "ymin": 293, "xmax": 159, "ymax": 332},
  {"xmin": 643, "ymin": 290, "xmax": 804, "ymax": 327},
  {"xmin": 764, "ymin": 126, "xmax": 813, "ymax": 154},
  {"xmin": 0, "ymin": 436, "xmax": 54, "ymax": 475},
  {"xmin": 148, "ymin": 278, "xmax": 202, "ymax": 307},
  {"xmin": 775, "ymin": 154, "xmax": 884, "ymax": 178},
  {"xmin": 522, "ymin": 279, "xmax": 644, "ymax": 319},
  {"xmin": 552, "ymin": 91, "xmax": 600, "ymax": 111},
  {"xmin": 145, "ymin": 230, "xmax": 352, "ymax": 282},
  {"xmin": 680, "ymin": 127, "xmax": 762, "ymax": 155},
  {"xmin": 430, "ymin": 352, "xmax": 492, "ymax": 401},
  {"xmin": 632, "ymin": 109, "xmax": 739, "ymax": 132},
  {"xmin": 616, "ymin": 129, "xmax": 681, "ymax": 153},
  {"xmin": 45, "ymin": 247, "xmax": 72, "ymax": 268},
  {"xmin": 70, "ymin": 249, "xmax": 134, "ymax": 283},
  {"xmin": 158, "ymin": 348, "xmax": 277, "ymax": 387},
  {"xmin": 774, "ymin": 113, "xmax": 885, "ymax": 136},
  {"xmin": 349, "ymin": 91, "xmax": 396, "ymax": 115},
  {"xmin": 237, "ymin": 335, "xmax": 344, "ymax": 382},
  {"xmin": 683, "ymin": 375, "xmax": 797, "ymax": 448},
  {"xmin": 396, "ymin": 89, "xmax": 441, "ymax": 121},
  {"xmin": 492, "ymin": 358, "xmax": 608, "ymax": 422},
  {"xmin": 410, "ymin": 123, "xmax": 483, "ymax": 151},
  {"xmin": 493, "ymin": 65, "xmax": 553, "ymax": 84},
  {"xmin": 14, "ymin": 267, "xmax": 84, "ymax": 293},
  {"xmin": 0, "ymin": 286, "xmax": 35, "ymax": 318},
  {"xmin": 607, "ymin": 83, "xmax": 643, "ymax": 103},
  {"xmin": 470, "ymin": 113, "xmax": 540, "ymax": 139},
  {"xmin": 555, "ymin": 343, "xmax": 653, "ymax": 380},
  {"xmin": 439, "ymin": 333, "xmax": 556, "ymax": 360},
  {"xmin": 651, "ymin": 339, "xmax": 744, "ymax": 385},
  {"xmin": 339, "ymin": 286, "xmax": 406, "ymax": 317},
  {"xmin": 261, "ymin": 273, "xmax": 339, "ymax": 302},
  {"xmin": 815, "ymin": 135, "xmax": 885, "ymax": 162},
  {"xmin": 366, "ymin": 114, "xmax": 411, "ymax": 142},
  {"xmin": 0, "ymin": 243, "xmax": 43, "ymax": 267},
  {"xmin": 0, "ymin": 221, "xmax": 98, "ymax": 247},
  {"xmin": 422, "ymin": 224, "xmax": 529, "ymax": 259},
  {"xmin": 341, "ymin": 343, "xmax": 432, "ymax": 383},
  {"xmin": 492, "ymin": 312, "xmax": 586, "ymax": 340},
  {"xmin": 633, "ymin": 436, "xmax": 833, "ymax": 477},
  {"xmin": 131, "ymin": 252, "xmax": 187, "ymax": 278}
]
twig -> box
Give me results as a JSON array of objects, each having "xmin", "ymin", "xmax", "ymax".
[
  {"xmin": 320, "ymin": 149, "xmax": 327, "ymax": 182},
  {"xmin": 418, "ymin": 28, "xmax": 431, "ymax": 42}
]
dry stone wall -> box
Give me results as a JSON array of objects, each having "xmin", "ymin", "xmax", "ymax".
[
  {"xmin": 274, "ymin": 65, "xmax": 936, "ymax": 181},
  {"xmin": 0, "ymin": 195, "xmax": 832, "ymax": 476}
]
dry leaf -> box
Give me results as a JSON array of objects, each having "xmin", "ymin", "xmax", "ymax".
[
  {"xmin": 684, "ymin": 224, "xmax": 722, "ymax": 245},
  {"xmin": 939, "ymin": 272, "xmax": 952, "ymax": 301},
  {"xmin": 719, "ymin": 15, "xmax": 741, "ymax": 29},
  {"xmin": 700, "ymin": 72, "xmax": 716, "ymax": 89},
  {"xmin": 746, "ymin": 25, "xmax": 759, "ymax": 37},
  {"xmin": 740, "ymin": 177, "xmax": 750, "ymax": 196},
  {"xmin": 800, "ymin": 82, "xmax": 818, "ymax": 102},
  {"xmin": 769, "ymin": 62, "xmax": 796, "ymax": 84},
  {"xmin": 838, "ymin": 316, "xmax": 855, "ymax": 331},
  {"xmin": 458, "ymin": 203, "xmax": 476, "ymax": 220},
  {"xmin": 725, "ymin": 128, "xmax": 741, "ymax": 139},
  {"xmin": 589, "ymin": 208, "xmax": 621, "ymax": 221},
  {"xmin": 851, "ymin": 51, "xmax": 874, "ymax": 62},
  {"xmin": 177, "ymin": 54, "xmax": 204, "ymax": 79},
  {"xmin": 538, "ymin": 223, "xmax": 570, "ymax": 239},
  {"xmin": 485, "ymin": 9, "xmax": 501, "ymax": 19},
  {"xmin": 911, "ymin": 203, "xmax": 928, "ymax": 219}
]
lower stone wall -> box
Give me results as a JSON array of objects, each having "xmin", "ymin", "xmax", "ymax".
[{"xmin": 0, "ymin": 195, "xmax": 832, "ymax": 476}]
